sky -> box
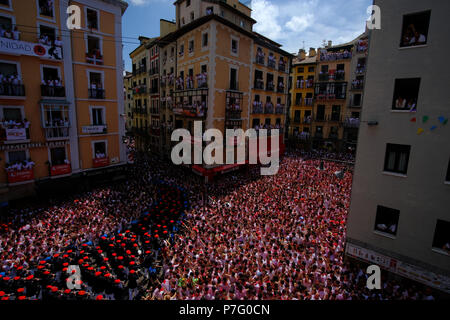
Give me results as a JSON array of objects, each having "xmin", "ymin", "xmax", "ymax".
[{"xmin": 122, "ymin": 0, "xmax": 372, "ymax": 72}]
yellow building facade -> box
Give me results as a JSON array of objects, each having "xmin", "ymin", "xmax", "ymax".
[
  {"xmin": 0, "ymin": 0, "xmax": 127, "ymax": 201},
  {"xmin": 288, "ymin": 48, "xmax": 316, "ymax": 142},
  {"xmin": 133, "ymin": 0, "xmax": 291, "ymax": 173}
]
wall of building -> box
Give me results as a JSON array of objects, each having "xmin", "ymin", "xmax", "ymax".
[{"xmin": 347, "ymin": 0, "xmax": 450, "ymax": 284}]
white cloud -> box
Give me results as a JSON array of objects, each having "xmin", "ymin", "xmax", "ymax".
[
  {"xmin": 251, "ymin": 0, "xmax": 283, "ymax": 40},
  {"xmin": 129, "ymin": 0, "xmax": 148, "ymax": 5},
  {"xmin": 251, "ymin": 0, "xmax": 371, "ymax": 53},
  {"xmin": 285, "ymin": 14, "xmax": 313, "ymax": 32}
]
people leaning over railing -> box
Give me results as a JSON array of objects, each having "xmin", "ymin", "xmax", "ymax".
[
  {"xmin": 320, "ymin": 49, "xmax": 352, "ymax": 61},
  {"xmin": 0, "ymin": 72, "xmax": 24, "ymax": 96}
]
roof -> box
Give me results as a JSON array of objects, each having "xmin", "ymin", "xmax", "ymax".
[
  {"xmin": 101, "ymin": 0, "xmax": 128, "ymax": 14},
  {"xmin": 157, "ymin": 14, "xmax": 292, "ymax": 57},
  {"xmin": 129, "ymin": 37, "xmax": 158, "ymax": 56},
  {"xmin": 292, "ymin": 55, "xmax": 317, "ymax": 66}
]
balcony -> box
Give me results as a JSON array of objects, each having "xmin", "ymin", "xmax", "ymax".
[
  {"xmin": 44, "ymin": 126, "xmax": 70, "ymax": 140},
  {"xmin": 1, "ymin": 126, "xmax": 30, "ymax": 143},
  {"xmin": 6, "ymin": 168, "xmax": 34, "ymax": 184},
  {"xmin": 225, "ymin": 109, "xmax": 242, "ymax": 120},
  {"xmin": 41, "ymin": 85, "xmax": 65, "ymax": 98},
  {"xmin": 93, "ymin": 157, "xmax": 110, "ymax": 168},
  {"xmin": 88, "ymin": 88, "xmax": 105, "ymax": 99},
  {"xmin": 356, "ymin": 67, "xmax": 365, "ymax": 74},
  {"xmin": 133, "ymin": 85, "xmax": 147, "ymax": 95},
  {"xmin": 328, "ymin": 132, "xmax": 339, "ymax": 140},
  {"xmin": 132, "ymin": 66, "xmax": 146, "ymax": 76},
  {"xmin": 315, "ymin": 92, "xmax": 346, "ymax": 100},
  {"xmin": 266, "ymin": 83, "xmax": 274, "ymax": 92},
  {"xmin": 278, "ymin": 63, "xmax": 286, "ymax": 72},
  {"xmin": 344, "ymin": 118, "xmax": 360, "ymax": 128},
  {"xmin": 267, "ymin": 59, "xmax": 276, "ymax": 69},
  {"xmin": 150, "ymin": 108, "xmax": 159, "ymax": 115},
  {"xmin": 314, "ymin": 132, "xmax": 324, "ymax": 139},
  {"xmin": 277, "ymin": 85, "xmax": 285, "ymax": 94},
  {"xmin": 252, "ymin": 102, "xmax": 263, "ymax": 114},
  {"xmin": 351, "ymin": 82, "xmax": 364, "ymax": 90},
  {"xmin": 82, "ymin": 124, "xmax": 107, "ymax": 134},
  {"xmin": 275, "ymin": 105, "xmax": 284, "ymax": 114},
  {"xmin": 254, "ymin": 79, "xmax": 264, "ymax": 90},
  {"xmin": 150, "ymin": 86, "xmax": 159, "ymax": 94},
  {"xmin": 0, "ymin": 83, "xmax": 25, "ymax": 97},
  {"xmin": 264, "ymin": 103, "xmax": 274, "ymax": 114},
  {"xmin": 304, "ymin": 98, "xmax": 313, "ymax": 106},
  {"xmin": 86, "ymin": 53, "xmax": 103, "ymax": 65},
  {"xmin": 255, "ymin": 55, "xmax": 265, "ymax": 65},
  {"xmin": 335, "ymin": 72, "xmax": 345, "ymax": 81},
  {"xmin": 50, "ymin": 164, "xmax": 71, "ymax": 176},
  {"xmin": 197, "ymin": 74, "xmax": 208, "ymax": 88}
]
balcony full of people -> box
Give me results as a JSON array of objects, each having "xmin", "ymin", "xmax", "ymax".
[
  {"xmin": 0, "ymin": 73, "xmax": 25, "ymax": 96},
  {"xmin": 173, "ymin": 100, "xmax": 207, "ymax": 118},
  {"xmin": 5, "ymin": 159, "xmax": 35, "ymax": 172},
  {"xmin": 296, "ymin": 79, "xmax": 314, "ymax": 89},
  {"xmin": 320, "ymin": 49, "xmax": 352, "ymax": 62},
  {"xmin": 41, "ymin": 78, "xmax": 64, "ymax": 97},
  {"xmin": 252, "ymin": 100, "xmax": 263, "ymax": 114}
]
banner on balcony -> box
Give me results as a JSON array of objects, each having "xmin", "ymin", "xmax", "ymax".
[
  {"xmin": 7, "ymin": 169, "xmax": 34, "ymax": 184},
  {"xmin": 50, "ymin": 164, "xmax": 71, "ymax": 176},
  {"xmin": 5, "ymin": 128, "xmax": 27, "ymax": 141},
  {"xmin": 0, "ymin": 38, "xmax": 62, "ymax": 60}
]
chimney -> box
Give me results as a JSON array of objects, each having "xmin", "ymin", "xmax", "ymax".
[
  {"xmin": 298, "ymin": 49, "xmax": 306, "ymax": 61},
  {"xmin": 309, "ymin": 47, "xmax": 316, "ymax": 57},
  {"xmin": 327, "ymin": 40, "xmax": 333, "ymax": 48}
]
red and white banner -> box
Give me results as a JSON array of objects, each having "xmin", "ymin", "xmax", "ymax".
[
  {"xmin": 93, "ymin": 157, "xmax": 109, "ymax": 168},
  {"xmin": 7, "ymin": 169, "xmax": 34, "ymax": 184},
  {"xmin": 50, "ymin": 164, "xmax": 71, "ymax": 176}
]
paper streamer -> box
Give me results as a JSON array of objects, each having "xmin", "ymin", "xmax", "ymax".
[
  {"xmin": 410, "ymin": 117, "xmax": 416, "ymax": 122},
  {"xmin": 443, "ymin": 119, "xmax": 448, "ymax": 125},
  {"xmin": 417, "ymin": 128, "xmax": 424, "ymax": 135},
  {"xmin": 430, "ymin": 125, "xmax": 437, "ymax": 131},
  {"xmin": 422, "ymin": 116, "xmax": 429, "ymax": 124},
  {"xmin": 438, "ymin": 116, "xmax": 445, "ymax": 124}
]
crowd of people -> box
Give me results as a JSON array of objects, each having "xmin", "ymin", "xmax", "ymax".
[
  {"xmin": 0, "ymin": 73, "xmax": 24, "ymax": 96},
  {"xmin": 0, "ymin": 25, "xmax": 20, "ymax": 41},
  {"xmin": 320, "ymin": 49, "xmax": 352, "ymax": 62},
  {"xmin": 0, "ymin": 142, "xmax": 440, "ymax": 300}
]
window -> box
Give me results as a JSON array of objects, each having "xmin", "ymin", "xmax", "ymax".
[
  {"xmin": 240, "ymin": 20, "xmax": 245, "ymax": 28},
  {"xmin": 206, "ymin": 6, "xmax": 214, "ymax": 15},
  {"xmin": 229, "ymin": 68, "xmax": 237, "ymax": 90},
  {"xmin": 91, "ymin": 108, "xmax": 104, "ymax": 125},
  {"xmin": 3, "ymin": 107, "xmax": 22, "ymax": 122},
  {"xmin": 353, "ymin": 93, "xmax": 362, "ymax": 107},
  {"xmin": 446, "ymin": 159, "xmax": 450, "ymax": 182},
  {"xmin": 331, "ymin": 105, "xmax": 341, "ymax": 121},
  {"xmin": 374, "ymin": 205, "xmax": 400, "ymax": 236},
  {"xmin": 316, "ymin": 105, "xmax": 325, "ymax": 121},
  {"xmin": 202, "ymin": 33, "xmax": 208, "ymax": 47},
  {"xmin": 186, "ymin": 0, "xmax": 191, "ymax": 6},
  {"xmin": 190, "ymin": 12, "xmax": 194, "ymax": 21},
  {"xmin": 38, "ymin": 0, "xmax": 54, "ymax": 18},
  {"xmin": 400, "ymin": 11, "xmax": 431, "ymax": 48},
  {"xmin": 94, "ymin": 141, "xmax": 106, "ymax": 159},
  {"xmin": 50, "ymin": 147, "xmax": 66, "ymax": 166},
  {"xmin": 231, "ymin": 39, "xmax": 238, "ymax": 55},
  {"xmin": 295, "ymin": 93, "xmax": 302, "ymax": 105},
  {"xmin": 432, "ymin": 220, "xmax": 450, "ymax": 254},
  {"xmin": 384, "ymin": 143, "xmax": 411, "ymax": 175},
  {"xmin": 0, "ymin": 0, "xmax": 10, "ymax": 7},
  {"xmin": 87, "ymin": 8, "xmax": 99, "ymax": 30},
  {"xmin": 392, "ymin": 78, "xmax": 420, "ymax": 111},
  {"xmin": 42, "ymin": 105, "xmax": 69, "ymax": 128},
  {"xmin": 179, "ymin": 44, "xmax": 184, "ymax": 56},
  {"xmin": 188, "ymin": 40, "xmax": 194, "ymax": 53},
  {"xmin": 308, "ymin": 67, "xmax": 314, "ymax": 73},
  {"xmin": 87, "ymin": 35, "xmax": 101, "ymax": 56},
  {"xmin": 8, "ymin": 150, "xmax": 26, "ymax": 164},
  {"xmin": 294, "ymin": 110, "xmax": 300, "ymax": 122},
  {"xmin": 38, "ymin": 25, "xmax": 56, "ymax": 45},
  {"xmin": 297, "ymin": 67, "xmax": 304, "ymax": 73}
]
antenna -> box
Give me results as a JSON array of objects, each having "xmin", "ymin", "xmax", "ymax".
[{"xmin": 302, "ymin": 41, "xmax": 305, "ymax": 50}]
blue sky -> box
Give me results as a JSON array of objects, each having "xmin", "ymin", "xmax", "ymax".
[{"xmin": 122, "ymin": 0, "xmax": 372, "ymax": 72}]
